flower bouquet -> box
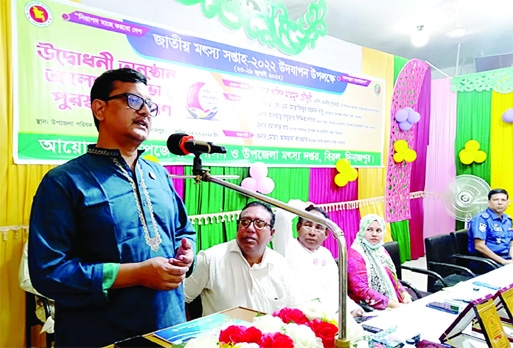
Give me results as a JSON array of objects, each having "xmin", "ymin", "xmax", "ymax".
[{"xmin": 183, "ymin": 306, "xmax": 339, "ymax": 348}]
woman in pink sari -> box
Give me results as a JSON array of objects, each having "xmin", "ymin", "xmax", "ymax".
[{"xmin": 347, "ymin": 214, "xmax": 412, "ymax": 310}]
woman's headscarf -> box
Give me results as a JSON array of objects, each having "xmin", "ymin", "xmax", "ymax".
[{"xmin": 351, "ymin": 214, "xmax": 399, "ymax": 302}]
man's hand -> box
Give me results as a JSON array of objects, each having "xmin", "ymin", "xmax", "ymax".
[{"xmin": 169, "ymin": 238, "xmax": 194, "ymax": 268}]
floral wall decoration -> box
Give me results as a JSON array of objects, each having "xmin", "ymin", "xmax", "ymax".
[
  {"xmin": 240, "ymin": 162, "xmax": 275, "ymax": 194},
  {"xmin": 393, "ymin": 139, "xmax": 417, "ymax": 163},
  {"xmin": 334, "ymin": 158, "xmax": 358, "ymax": 187},
  {"xmin": 459, "ymin": 140, "xmax": 487, "ymax": 165},
  {"xmin": 394, "ymin": 106, "xmax": 421, "ymax": 131}
]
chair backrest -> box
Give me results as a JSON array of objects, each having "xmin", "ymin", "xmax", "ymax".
[
  {"xmin": 383, "ymin": 241, "xmax": 402, "ymax": 279},
  {"xmin": 424, "ymin": 233, "xmax": 458, "ymax": 265},
  {"xmin": 451, "ymin": 229, "xmax": 469, "ymax": 255}
]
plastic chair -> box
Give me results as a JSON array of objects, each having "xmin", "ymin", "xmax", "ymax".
[{"xmin": 450, "ymin": 229, "xmax": 501, "ymax": 274}]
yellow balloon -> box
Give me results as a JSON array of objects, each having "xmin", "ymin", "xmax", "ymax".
[
  {"xmin": 459, "ymin": 150, "xmax": 473, "ymax": 165},
  {"xmin": 465, "ymin": 139, "xmax": 480, "ymax": 152},
  {"xmin": 334, "ymin": 173, "xmax": 348, "ymax": 187},
  {"xmin": 394, "ymin": 139, "xmax": 408, "ymax": 152},
  {"xmin": 336, "ymin": 158, "xmax": 351, "ymax": 172},
  {"xmin": 474, "ymin": 150, "xmax": 487, "ymax": 163},
  {"xmin": 347, "ymin": 168, "xmax": 358, "ymax": 181},
  {"xmin": 404, "ymin": 149, "xmax": 417, "ymax": 162},
  {"xmin": 393, "ymin": 152, "xmax": 404, "ymax": 163}
]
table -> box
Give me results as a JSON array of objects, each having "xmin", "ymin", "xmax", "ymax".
[{"xmin": 364, "ymin": 264, "xmax": 513, "ymax": 344}]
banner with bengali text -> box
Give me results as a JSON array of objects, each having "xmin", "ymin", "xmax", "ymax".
[{"xmin": 12, "ymin": 0, "xmax": 386, "ymax": 167}]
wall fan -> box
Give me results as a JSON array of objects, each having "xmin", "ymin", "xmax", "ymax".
[{"xmin": 443, "ymin": 174, "xmax": 491, "ymax": 227}]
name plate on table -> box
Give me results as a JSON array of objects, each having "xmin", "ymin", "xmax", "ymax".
[{"xmin": 440, "ymin": 285, "xmax": 513, "ymax": 348}]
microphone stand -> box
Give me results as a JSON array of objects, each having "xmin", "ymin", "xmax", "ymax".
[{"xmin": 190, "ymin": 154, "xmax": 350, "ymax": 347}]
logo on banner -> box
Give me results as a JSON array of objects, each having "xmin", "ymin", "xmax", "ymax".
[{"xmin": 25, "ymin": 1, "xmax": 53, "ymax": 28}]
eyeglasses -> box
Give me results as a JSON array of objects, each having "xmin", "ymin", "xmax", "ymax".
[
  {"xmin": 237, "ymin": 218, "xmax": 271, "ymax": 230},
  {"xmin": 301, "ymin": 221, "xmax": 327, "ymax": 233},
  {"xmin": 104, "ymin": 93, "xmax": 159, "ymax": 117}
]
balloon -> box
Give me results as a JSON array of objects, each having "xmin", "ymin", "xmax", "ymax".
[
  {"xmin": 464, "ymin": 140, "xmax": 480, "ymax": 152},
  {"xmin": 404, "ymin": 107, "xmax": 414, "ymax": 113},
  {"xmin": 334, "ymin": 173, "xmax": 348, "ymax": 187},
  {"xmin": 393, "ymin": 139, "xmax": 408, "ymax": 152},
  {"xmin": 335, "ymin": 158, "xmax": 351, "ymax": 172},
  {"xmin": 347, "ymin": 167, "xmax": 358, "ymax": 181},
  {"xmin": 407, "ymin": 110, "xmax": 421, "ymax": 124},
  {"xmin": 459, "ymin": 150, "xmax": 473, "ymax": 165},
  {"xmin": 241, "ymin": 177, "xmax": 257, "ymax": 191},
  {"xmin": 399, "ymin": 121, "xmax": 413, "ymax": 131},
  {"xmin": 404, "ymin": 149, "xmax": 417, "ymax": 162},
  {"xmin": 393, "ymin": 153, "xmax": 404, "ymax": 163},
  {"xmin": 249, "ymin": 162, "xmax": 267, "ymax": 180},
  {"xmin": 395, "ymin": 109, "xmax": 408, "ymax": 123},
  {"xmin": 474, "ymin": 150, "xmax": 487, "ymax": 163},
  {"xmin": 502, "ymin": 108, "xmax": 513, "ymax": 123},
  {"xmin": 256, "ymin": 177, "xmax": 275, "ymax": 194}
]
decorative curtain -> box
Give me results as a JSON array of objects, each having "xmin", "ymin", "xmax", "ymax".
[
  {"xmin": 358, "ymin": 48, "xmax": 396, "ymax": 242},
  {"xmin": 490, "ymin": 91, "xmax": 513, "ymax": 215},
  {"xmin": 423, "ymin": 78, "xmax": 457, "ymax": 239},
  {"xmin": 408, "ymin": 69, "xmax": 431, "ymax": 259},
  {"xmin": 308, "ymin": 168, "xmax": 359, "ymax": 258}
]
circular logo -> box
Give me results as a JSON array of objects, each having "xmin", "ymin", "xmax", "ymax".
[
  {"xmin": 374, "ymin": 83, "xmax": 382, "ymax": 96},
  {"xmin": 25, "ymin": 1, "xmax": 53, "ymax": 28}
]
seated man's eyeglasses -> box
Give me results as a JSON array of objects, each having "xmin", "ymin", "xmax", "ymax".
[
  {"xmin": 237, "ymin": 218, "xmax": 271, "ymax": 230},
  {"xmin": 104, "ymin": 93, "xmax": 159, "ymax": 117},
  {"xmin": 301, "ymin": 221, "xmax": 327, "ymax": 233}
]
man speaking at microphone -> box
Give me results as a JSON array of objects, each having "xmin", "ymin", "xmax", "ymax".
[{"xmin": 28, "ymin": 68, "xmax": 196, "ymax": 347}]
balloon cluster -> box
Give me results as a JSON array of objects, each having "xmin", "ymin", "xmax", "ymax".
[
  {"xmin": 459, "ymin": 140, "xmax": 487, "ymax": 165},
  {"xmin": 334, "ymin": 159, "xmax": 358, "ymax": 187},
  {"xmin": 395, "ymin": 107, "xmax": 421, "ymax": 131},
  {"xmin": 503, "ymin": 108, "xmax": 513, "ymax": 123},
  {"xmin": 393, "ymin": 140, "xmax": 417, "ymax": 163},
  {"xmin": 241, "ymin": 162, "xmax": 275, "ymax": 194}
]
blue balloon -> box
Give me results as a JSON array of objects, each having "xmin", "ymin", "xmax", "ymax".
[
  {"xmin": 395, "ymin": 109, "xmax": 408, "ymax": 122},
  {"xmin": 503, "ymin": 108, "xmax": 513, "ymax": 123},
  {"xmin": 399, "ymin": 121, "xmax": 413, "ymax": 131},
  {"xmin": 407, "ymin": 110, "xmax": 421, "ymax": 124}
]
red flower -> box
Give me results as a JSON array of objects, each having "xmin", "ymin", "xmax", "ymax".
[
  {"xmin": 307, "ymin": 319, "xmax": 338, "ymax": 348},
  {"xmin": 272, "ymin": 308, "xmax": 309, "ymax": 325},
  {"xmin": 259, "ymin": 332, "xmax": 295, "ymax": 348},
  {"xmin": 219, "ymin": 325, "xmax": 262, "ymax": 344}
]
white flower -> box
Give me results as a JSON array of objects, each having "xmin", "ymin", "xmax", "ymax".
[
  {"xmin": 297, "ymin": 300, "xmax": 337, "ymax": 323},
  {"xmin": 282, "ymin": 323, "xmax": 323, "ymax": 348},
  {"xmin": 235, "ymin": 343, "xmax": 260, "ymax": 348},
  {"xmin": 252, "ymin": 315, "xmax": 285, "ymax": 333},
  {"xmin": 184, "ymin": 332, "xmax": 219, "ymax": 348}
]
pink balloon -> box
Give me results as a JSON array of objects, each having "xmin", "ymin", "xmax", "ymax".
[
  {"xmin": 503, "ymin": 108, "xmax": 513, "ymax": 123},
  {"xmin": 249, "ymin": 162, "xmax": 267, "ymax": 180},
  {"xmin": 407, "ymin": 110, "xmax": 421, "ymax": 124},
  {"xmin": 241, "ymin": 177, "xmax": 257, "ymax": 191},
  {"xmin": 256, "ymin": 177, "xmax": 275, "ymax": 194},
  {"xmin": 395, "ymin": 109, "xmax": 408, "ymax": 123},
  {"xmin": 399, "ymin": 121, "xmax": 413, "ymax": 131}
]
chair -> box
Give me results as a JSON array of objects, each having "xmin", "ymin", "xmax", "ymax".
[
  {"xmin": 424, "ymin": 233, "xmax": 483, "ymax": 293},
  {"xmin": 450, "ymin": 229, "xmax": 501, "ymax": 274},
  {"xmin": 383, "ymin": 241, "xmax": 442, "ymax": 300},
  {"xmin": 25, "ymin": 292, "xmax": 54, "ymax": 348},
  {"xmin": 185, "ymin": 296, "xmax": 203, "ymax": 321}
]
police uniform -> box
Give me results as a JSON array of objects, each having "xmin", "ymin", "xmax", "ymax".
[{"xmin": 468, "ymin": 208, "xmax": 513, "ymax": 259}]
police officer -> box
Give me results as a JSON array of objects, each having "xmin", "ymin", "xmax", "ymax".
[{"xmin": 468, "ymin": 188, "xmax": 513, "ymax": 266}]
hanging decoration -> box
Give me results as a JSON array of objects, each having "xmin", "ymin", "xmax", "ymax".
[
  {"xmin": 334, "ymin": 158, "xmax": 358, "ymax": 187},
  {"xmin": 394, "ymin": 106, "xmax": 421, "ymax": 131},
  {"xmin": 459, "ymin": 140, "xmax": 487, "ymax": 165},
  {"xmin": 393, "ymin": 140, "xmax": 417, "ymax": 163},
  {"xmin": 175, "ymin": 0, "xmax": 327, "ymax": 55},
  {"xmin": 241, "ymin": 162, "xmax": 275, "ymax": 194},
  {"xmin": 503, "ymin": 108, "xmax": 513, "ymax": 123}
]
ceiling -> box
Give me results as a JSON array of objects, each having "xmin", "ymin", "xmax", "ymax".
[{"xmin": 282, "ymin": 0, "xmax": 513, "ymax": 77}]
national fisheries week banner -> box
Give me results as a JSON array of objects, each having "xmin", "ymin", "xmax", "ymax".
[{"xmin": 12, "ymin": 0, "xmax": 386, "ymax": 167}]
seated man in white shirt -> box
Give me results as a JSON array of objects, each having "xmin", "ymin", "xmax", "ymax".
[
  {"xmin": 273, "ymin": 199, "xmax": 364, "ymax": 317},
  {"xmin": 184, "ymin": 201, "xmax": 302, "ymax": 316}
]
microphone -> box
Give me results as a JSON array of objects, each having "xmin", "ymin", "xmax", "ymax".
[{"xmin": 167, "ymin": 133, "xmax": 227, "ymax": 156}]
